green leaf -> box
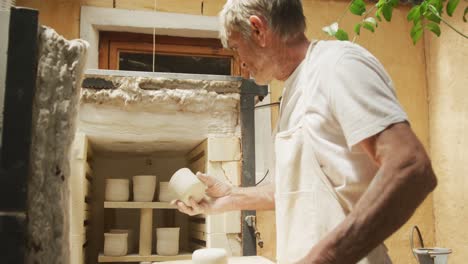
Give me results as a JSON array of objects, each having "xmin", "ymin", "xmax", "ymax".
[
  {"xmin": 335, "ymin": 29, "xmax": 350, "ymax": 40},
  {"xmin": 464, "ymin": 6, "xmax": 468, "ymax": 22},
  {"xmin": 354, "ymin": 23, "xmax": 362, "ymax": 35},
  {"xmin": 322, "ymin": 22, "xmax": 339, "ymax": 36},
  {"xmin": 427, "ymin": 4, "xmax": 440, "ymax": 15},
  {"xmin": 376, "ymin": 9, "xmax": 383, "ymax": 21},
  {"xmin": 364, "ymin": 17, "xmax": 378, "ymax": 27},
  {"xmin": 410, "ymin": 21, "xmax": 423, "ymax": 44},
  {"xmin": 420, "ymin": 2, "xmax": 428, "ymax": 16},
  {"xmin": 407, "ymin": 5, "xmax": 421, "ymax": 21},
  {"xmin": 426, "ymin": 12, "xmax": 441, "ymax": 23},
  {"xmin": 446, "ymin": 0, "xmax": 460, "ymax": 16},
  {"xmin": 390, "ymin": 0, "xmax": 400, "ymax": 7},
  {"xmin": 428, "ymin": 0, "xmax": 443, "ymax": 13},
  {"xmin": 382, "ymin": 4, "xmax": 394, "ymax": 21},
  {"xmin": 350, "ymin": 0, "xmax": 367, "ymax": 16},
  {"xmin": 426, "ymin": 22, "xmax": 442, "ymax": 36},
  {"xmin": 363, "ymin": 22, "xmax": 376, "ymax": 32}
]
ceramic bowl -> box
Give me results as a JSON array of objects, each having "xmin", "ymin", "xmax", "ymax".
[
  {"xmin": 105, "ymin": 179, "xmax": 130, "ymax": 201},
  {"xmin": 192, "ymin": 248, "xmax": 228, "ymax": 264},
  {"xmin": 156, "ymin": 227, "xmax": 180, "ymax": 256},
  {"xmin": 104, "ymin": 232, "xmax": 128, "ymax": 256},
  {"xmin": 168, "ymin": 168, "xmax": 206, "ymax": 205},
  {"xmin": 132, "ymin": 175, "xmax": 157, "ymax": 202},
  {"xmin": 158, "ymin": 182, "xmax": 177, "ymax": 202}
]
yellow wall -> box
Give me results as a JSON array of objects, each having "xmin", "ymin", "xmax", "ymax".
[
  {"xmin": 425, "ymin": 6, "xmax": 468, "ymax": 263},
  {"xmin": 15, "ymin": 0, "xmax": 440, "ymax": 263}
]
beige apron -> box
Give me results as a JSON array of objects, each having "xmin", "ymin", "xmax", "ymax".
[{"xmin": 274, "ymin": 42, "xmax": 390, "ymax": 264}]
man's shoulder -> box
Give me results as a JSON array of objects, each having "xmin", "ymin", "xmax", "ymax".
[{"xmin": 313, "ymin": 40, "xmax": 370, "ymax": 63}]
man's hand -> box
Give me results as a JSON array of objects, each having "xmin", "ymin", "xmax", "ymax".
[{"xmin": 172, "ymin": 172, "xmax": 234, "ymax": 216}]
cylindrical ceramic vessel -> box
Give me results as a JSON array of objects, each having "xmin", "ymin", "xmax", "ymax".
[
  {"xmin": 104, "ymin": 232, "xmax": 128, "ymax": 256},
  {"xmin": 192, "ymin": 248, "xmax": 228, "ymax": 264},
  {"xmin": 168, "ymin": 168, "xmax": 205, "ymax": 205},
  {"xmin": 105, "ymin": 179, "xmax": 130, "ymax": 201},
  {"xmin": 132, "ymin": 175, "xmax": 157, "ymax": 202},
  {"xmin": 156, "ymin": 227, "xmax": 180, "ymax": 256},
  {"xmin": 158, "ymin": 182, "xmax": 177, "ymax": 202},
  {"xmin": 110, "ymin": 229, "xmax": 134, "ymax": 253}
]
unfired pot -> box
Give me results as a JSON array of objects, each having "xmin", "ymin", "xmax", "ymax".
[
  {"xmin": 169, "ymin": 168, "xmax": 205, "ymax": 205},
  {"xmin": 104, "ymin": 232, "xmax": 128, "ymax": 256},
  {"xmin": 105, "ymin": 179, "xmax": 130, "ymax": 201},
  {"xmin": 110, "ymin": 229, "xmax": 134, "ymax": 253},
  {"xmin": 158, "ymin": 182, "xmax": 176, "ymax": 202},
  {"xmin": 156, "ymin": 227, "xmax": 180, "ymax": 256},
  {"xmin": 192, "ymin": 248, "xmax": 228, "ymax": 264},
  {"xmin": 133, "ymin": 175, "xmax": 157, "ymax": 202}
]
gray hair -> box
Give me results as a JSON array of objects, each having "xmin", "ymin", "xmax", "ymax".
[{"xmin": 219, "ymin": 0, "xmax": 306, "ymax": 47}]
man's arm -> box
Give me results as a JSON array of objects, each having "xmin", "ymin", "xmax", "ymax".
[
  {"xmin": 174, "ymin": 173, "xmax": 275, "ymax": 215},
  {"xmin": 302, "ymin": 122, "xmax": 437, "ymax": 264}
]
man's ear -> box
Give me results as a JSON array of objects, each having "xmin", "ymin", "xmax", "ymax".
[{"xmin": 249, "ymin": 15, "xmax": 267, "ymax": 47}]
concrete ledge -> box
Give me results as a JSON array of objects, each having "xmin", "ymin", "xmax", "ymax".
[{"xmin": 80, "ymin": 6, "xmax": 219, "ymax": 69}]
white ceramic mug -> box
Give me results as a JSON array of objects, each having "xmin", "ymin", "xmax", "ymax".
[
  {"xmin": 158, "ymin": 182, "xmax": 177, "ymax": 202},
  {"xmin": 105, "ymin": 179, "xmax": 130, "ymax": 201},
  {"xmin": 110, "ymin": 229, "xmax": 134, "ymax": 253},
  {"xmin": 104, "ymin": 232, "xmax": 128, "ymax": 256},
  {"xmin": 169, "ymin": 168, "xmax": 206, "ymax": 205},
  {"xmin": 132, "ymin": 175, "xmax": 157, "ymax": 202},
  {"xmin": 156, "ymin": 227, "xmax": 180, "ymax": 256}
]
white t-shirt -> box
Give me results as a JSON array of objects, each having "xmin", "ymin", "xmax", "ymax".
[{"xmin": 278, "ymin": 40, "xmax": 408, "ymax": 210}]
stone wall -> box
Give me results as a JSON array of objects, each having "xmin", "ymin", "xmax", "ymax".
[{"xmin": 26, "ymin": 26, "xmax": 87, "ymax": 264}]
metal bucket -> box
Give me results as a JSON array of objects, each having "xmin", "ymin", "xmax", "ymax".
[{"xmin": 411, "ymin": 226, "xmax": 452, "ymax": 264}]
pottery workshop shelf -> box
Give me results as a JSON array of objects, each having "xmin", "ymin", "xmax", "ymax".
[
  {"xmin": 104, "ymin": 201, "xmax": 177, "ymax": 209},
  {"xmin": 98, "ymin": 252, "xmax": 192, "ymax": 262}
]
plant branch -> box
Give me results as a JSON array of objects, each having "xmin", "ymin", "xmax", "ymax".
[
  {"xmin": 352, "ymin": 4, "xmax": 378, "ymax": 42},
  {"xmin": 439, "ymin": 15, "xmax": 468, "ymax": 38},
  {"xmin": 338, "ymin": 0, "xmax": 355, "ymax": 23},
  {"xmin": 428, "ymin": 6, "xmax": 468, "ymax": 38}
]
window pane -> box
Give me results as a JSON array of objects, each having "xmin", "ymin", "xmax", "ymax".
[{"xmin": 119, "ymin": 52, "xmax": 231, "ymax": 75}]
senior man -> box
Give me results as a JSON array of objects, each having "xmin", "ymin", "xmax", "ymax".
[{"xmin": 174, "ymin": 0, "xmax": 437, "ymax": 263}]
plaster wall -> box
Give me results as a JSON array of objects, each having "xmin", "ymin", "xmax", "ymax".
[{"xmin": 425, "ymin": 6, "xmax": 468, "ymax": 262}]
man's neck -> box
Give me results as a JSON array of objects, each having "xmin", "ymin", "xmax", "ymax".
[{"xmin": 273, "ymin": 35, "xmax": 311, "ymax": 81}]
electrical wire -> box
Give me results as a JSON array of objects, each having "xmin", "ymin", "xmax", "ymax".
[
  {"xmin": 256, "ymin": 169, "xmax": 269, "ymax": 186},
  {"xmin": 152, "ymin": 0, "xmax": 157, "ymax": 72}
]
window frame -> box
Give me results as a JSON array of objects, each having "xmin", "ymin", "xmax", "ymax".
[{"xmin": 99, "ymin": 31, "xmax": 247, "ymax": 77}]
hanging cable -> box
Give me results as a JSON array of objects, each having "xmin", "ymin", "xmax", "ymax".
[
  {"xmin": 152, "ymin": 0, "xmax": 157, "ymax": 72},
  {"xmin": 256, "ymin": 169, "xmax": 269, "ymax": 186}
]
